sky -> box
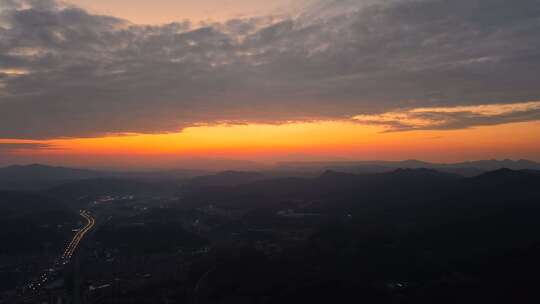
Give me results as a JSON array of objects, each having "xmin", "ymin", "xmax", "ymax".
[
  {"xmin": 1, "ymin": 0, "xmax": 540, "ymax": 169},
  {"xmin": 66, "ymin": 0, "xmax": 304, "ymax": 24}
]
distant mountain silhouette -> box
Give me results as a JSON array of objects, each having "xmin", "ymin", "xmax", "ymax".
[
  {"xmin": 452, "ymin": 159, "xmax": 540, "ymax": 171},
  {"xmin": 472, "ymin": 167, "xmax": 538, "ymax": 180},
  {"xmin": 0, "ymin": 164, "xmax": 211, "ymax": 190},
  {"xmin": 182, "ymin": 168, "xmax": 460, "ymax": 211},
  {"xmin": 276, "ymin": 159, "xmax": 540, "ymax": 176}
]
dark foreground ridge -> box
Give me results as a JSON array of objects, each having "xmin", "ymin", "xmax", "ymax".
[{"xmin": 1, "ymin": 167, "xmax": 540, "ymax": 303}]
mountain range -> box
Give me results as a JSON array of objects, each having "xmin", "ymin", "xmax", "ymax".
[
  {"xmin": 1, "ymin": 159, "xmax": 539, "ymax": 190},
  {"xmin": 276, "ymin": 159, "xmax": 540, "ymax": 176}
]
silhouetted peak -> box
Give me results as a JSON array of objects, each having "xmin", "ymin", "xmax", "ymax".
[
  {"xmin": 472, "ymin": 168, "xmax": 538, "ymax": 183},
  {"xmin": 481, "ymin": 168, "xmax": 516, "ymax": 175},
  {"xmin": 457, "ymin": 159, "xmax": 540, "ymax": 171}
]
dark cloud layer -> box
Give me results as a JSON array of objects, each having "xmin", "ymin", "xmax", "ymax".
[
  {"xmin": 1, "ymin": 0, "xmax": 540, "ymax": 139},
  {"xmin": 0, "ymin": 142, "xmax": 57, "ymax": 151}
]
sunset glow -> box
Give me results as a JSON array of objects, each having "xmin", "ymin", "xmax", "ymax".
[
  {"xmin": 4, "ymin": 1, "xmax": 540, "ymax": 302},
  {"xmin": 1, "ymin": 0, "xmax": 540, "ymax": 169},
  {"xmin": 2, "ymin": 120, "xmax": 538, "ymax": 168}
]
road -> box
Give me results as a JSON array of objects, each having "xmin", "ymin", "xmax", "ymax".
[
  {"xmin": 26, "ymin": 210, "xmax": 96, "ymax": 293},
  {"xmin": 62, "ymin": 210, "xmax": 96, "ymax": 262}
]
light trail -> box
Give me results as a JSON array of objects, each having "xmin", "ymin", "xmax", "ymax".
[
  {"xmin": 26, "ymin": 210, "xmax": 96, "ymax": 294},
  {"xmin": 62, "ymin": 210, "xmax": 96, "ymax": 262}
]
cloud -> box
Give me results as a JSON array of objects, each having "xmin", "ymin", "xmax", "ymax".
[
  {"xmin": 354, "ymin": 101, "xmax": 540, "ymax": 131},
  {"xmin": 1, "ymin": 0, "xmax": 540, "ymax": 139},
  {"xmin": 0, "ymin": 142, "xmax": 58, "ymax": 152}
]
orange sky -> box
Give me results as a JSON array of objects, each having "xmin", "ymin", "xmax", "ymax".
[
  {"xmin": 67, "ymin": 0, "xmax": 301, "ymax": 24},
  {"xmin": 3, "ymin": 120, "xmax": 540, "ymax": 169},
  {"xmin": 2, "ymin": 1, "xmax": 539, "ymax": 170}
]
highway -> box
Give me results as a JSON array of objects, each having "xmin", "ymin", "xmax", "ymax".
[
  {"xmin": 26, "ymin": 210, "xmax": 96, "ymax": 293},
  {"xmin": 62, "ymin": 210, "xmax": 96, "ymax": 262}
]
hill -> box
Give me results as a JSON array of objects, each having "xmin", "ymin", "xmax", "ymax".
[
  {"xmin": 275, "ymin": 159, "xmax": 540, "ymax": 176},
  {"xmin": 181, "ymin": 168, "xmax": 460, "ymax": 211},
  {"xmin": 176, "ymin": 168, "xmax": 540, "ymax": 303}
]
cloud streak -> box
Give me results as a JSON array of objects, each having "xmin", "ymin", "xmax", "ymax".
[
  {"xmin": 0, "ymin": 142, "xmax": 58, "ymax": 152},
  {"xmin": 354, "ymin": 101, "xmax": 540, "ymax": 132},
  {"xmin": 1, "ymin": 0, "xmax": 540, "ymax": 139}
]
